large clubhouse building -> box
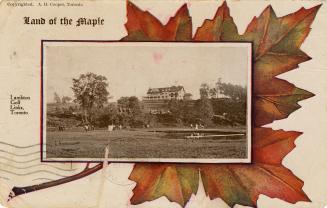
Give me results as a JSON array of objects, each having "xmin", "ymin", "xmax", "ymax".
[
  {"xmin": 142, "ymin": 85, "xmax": 192, "ymax": 114},
  {"xmin": 142, "ymin": 86, "xmax": 192, "ymax": 101}
]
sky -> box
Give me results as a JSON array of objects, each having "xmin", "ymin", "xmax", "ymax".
[{"xmin": 45, "ymin": 42, "xmax": 250, "ymax": 102}]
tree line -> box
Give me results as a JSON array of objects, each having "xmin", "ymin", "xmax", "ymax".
[{"xmin": 49, "ymin": 73, "xmax": 247, "ymax": 129}]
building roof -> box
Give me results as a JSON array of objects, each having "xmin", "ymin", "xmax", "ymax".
[{"xmin": 147, "ymin": 86, "xmax": 184, "ymax": 94}]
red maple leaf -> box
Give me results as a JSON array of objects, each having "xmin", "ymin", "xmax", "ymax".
[
  {"xmin": 122, "ymin": 1, "xmax": 320, "ymax": 207},
  {"xmin": 123, "ymin": 1, "xmax": 192, "ymax": 41},
  {"xmin": 199, "ymin": 128, "xmax": 309, "ymax": 207},
  {"xmin": 130, "ymin": 128, "xmax": 308, "ymax": 207}
]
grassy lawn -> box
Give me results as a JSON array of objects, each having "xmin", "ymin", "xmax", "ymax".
[{"xmin": 46, "ymin": 128, "xmax": 247, "ymax": 159}]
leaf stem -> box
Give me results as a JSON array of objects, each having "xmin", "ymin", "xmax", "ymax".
[{"xmin": 8, "ymin": 163, "xmax": 104, "ymax": 201}]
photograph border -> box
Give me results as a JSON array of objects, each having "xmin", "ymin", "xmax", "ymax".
[{"xmin": 40, "ymin": 40, "xmax": 253, "ymax": 164}]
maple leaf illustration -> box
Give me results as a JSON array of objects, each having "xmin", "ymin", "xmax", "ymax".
[
  {"xmin": 194, "ymin": 2, "xmax": 319, "ymax": 127},
  {"xmin": 241, "ymin": 5, "xmax": 319, "ymax": 127},
  {"xmin": 123, "ymin": 1, "xmax": 320, "ymax": 207},
  {"xmin": 130, "ymin": 128, "xmax": 308, "ymax": 207},
  {"xmin": 123, "ymin": 1, "xmax": 192, "ymax": 41},
  {"xmin": 199, "ymin": 128, "xmax": 309, "ymax": 207},
  {"xmin": 129, "ymin": 164, "xmax": 199, "ymax": 206}
]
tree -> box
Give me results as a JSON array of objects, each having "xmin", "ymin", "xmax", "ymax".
[
  {"xmin": 71, "ymin": 72, "xmax": 109, "ymax": 123},
  {"xmin": 54, "ymin": 92, "xmax": 61, "ymax": 103},
  {"xmin": 94, "ymin": 103, "xmax": 119, "ymax": 127},
  {"xmin": 199, "ymin": 83, "xmax": 210, "ymax": 99},
  {"xmin": 196, "ymin": 83, "xmax": 214, "ymax": 126},
  {"xmin": 62, "ymin": 96, "xmax": 72, "ymax": 104},
  {"xmin": 195, "ymin": 97, "xmax": 214, "ymax": 126},
  {"xmin": 117, "ymin": 96, "xmax": 144, "ymax": 127},
  {"xmin": 117, "ymin": 96, "xmax": 142, "ymax": 114},
  {"xmin": 209, "ymin": 88, "xmax": 217, "ymax": 98},
  {"xmin": 183, "ymin": 93, "xmax": 193, "ymax": 100},
  {"xmin": 168, "ymin": 99, "xmax": 184, "ymax": 124},
  {"xmin": 168, "ymin": 99, "xmax": 198, "ymax": 125},
  {"xmin": 127, "ymin": 96, "xmax": 143, "ymax": 115},
  {"xmin": 216, "ymin": 80, "xmax": 246, "ymax": 101}
]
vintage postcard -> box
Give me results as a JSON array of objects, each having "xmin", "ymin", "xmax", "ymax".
[
  {"xmin": 0, "ymin": 0, "xmax": 326, "ymax": 208},
  {"xmin": 42, "ymin": 41, "xmax": 252, "ymax": 163}
]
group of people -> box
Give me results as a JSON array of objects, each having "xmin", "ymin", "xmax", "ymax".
[
  {"xmin": 55, "ymin": 123, "xmax": 98, "ymax": 132},
  {"xmin": 84, "ymin": 124, "xmax": 95, "ymax": 132},
  {"xmin": 58, "ymin": 125, "xmax": 65, "ymax": 131},
  {"xmin": 107, "ymin": 123, "xmax": 151, "ymax": 132},
  {"xmin": 107, "ymin": 124, "xmax": 123, "ymax": 132},
  {"xmin": 190, "ymin": 123, "xmax": 205, "ymax": 130}
]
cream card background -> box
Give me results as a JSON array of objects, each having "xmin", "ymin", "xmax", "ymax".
[{"xmin": 0, "ymin": 0, "xmax": 326, "ymax": 207}]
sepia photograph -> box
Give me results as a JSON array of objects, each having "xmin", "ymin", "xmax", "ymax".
[{"xmin": 42, "ymin": 41, "xmax": 252, "ymax": 163}]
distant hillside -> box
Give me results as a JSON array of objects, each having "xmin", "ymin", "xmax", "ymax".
[
  {"xmin": 47, "ymin": 102, "xmax": 79, "ymax": 114},
  {"xmin": 47, "ymin": 102, "xmax": 81, "ymax": 129}
]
